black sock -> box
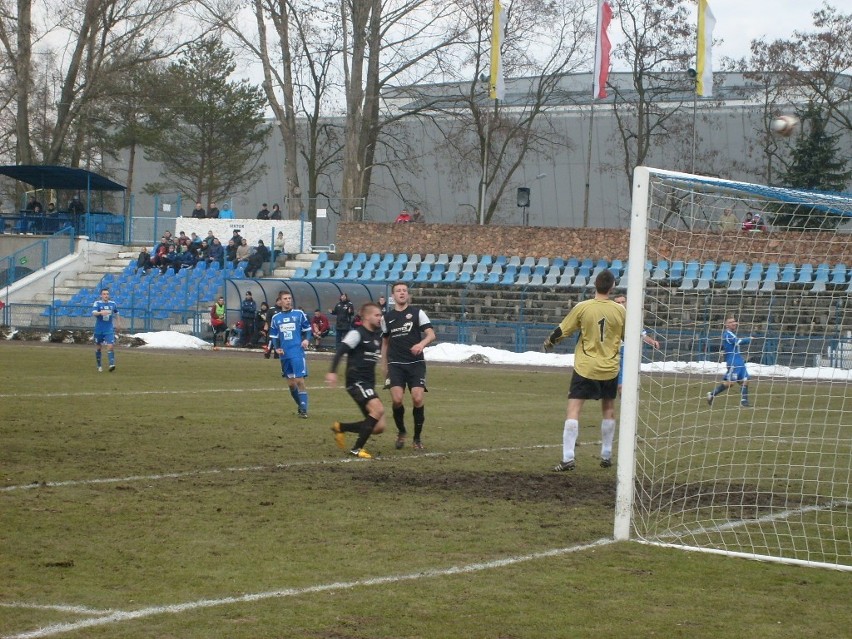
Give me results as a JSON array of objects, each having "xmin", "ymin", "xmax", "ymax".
[
  {"xmin": 340, "ymin": 421, "xmax": 362, "ymax": 433},
  {"xmin": 354, "ymin": 415, "xmax": 378, "ymax": 450},
  {"xmin": 393, "ymin": 404, "xmax": 406, "ymax": 434},
  {"xmin": 413, "ymin": 405, "xmax": 425, "ymax": 441}
]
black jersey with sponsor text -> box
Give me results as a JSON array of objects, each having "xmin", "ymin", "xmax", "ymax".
[{"xmin": 382, "ymin": 306, "xmax": 433, "ymax": 365}]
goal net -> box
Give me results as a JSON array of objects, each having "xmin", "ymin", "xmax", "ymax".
[{"xmin": 614, "ymin": 166, "xmax": 852, "ymax": 571}]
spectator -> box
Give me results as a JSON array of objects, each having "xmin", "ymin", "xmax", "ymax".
[
  {"xmin": 161, "ymin": 230, "xmax": 176, "ymax": 248},
  {"xmin": 226, "ymin": 239, "xmax": 238, "ymax": 266},
  {"xmin": 257, "ymin": 203, "xmax": 270, "ymax": 220},
  {"xmin": 273, "ymin": 231, "xmax": 286, "ymax": 262},
  {"xmin": 752, "ymin": 213, "xmax": 768, "ymax": 232},
  {"xmin": 161, "ymin": 244, "xmax": 180, "ymax": 273},
  {"xmin": 718, "ymin": 208, "xmax": 738, "ymax": 232},
  {"xmin": 207, "ymin": 201, "xmax": 220, "ymax": 219},
  {"xmin": 198, "ymin": 240, "xmax": 210, "ymax": 262},
  {"xmin": 136, "ymin": 247, "xmax": 153, "ymax": 274},
  {"xmin": 208, "ymin": 238, "xmax": 225, "ymax": 268},
  {"xmin": 240, "ymin": 291, "xmax": 257, "ymax": 346},
  {"xmin": 395, "ymin": 208, "xmax": 412, "ymax": 223},
  {"xmin": 377, "ymin": 295, "xmax": 388, "ymax": 313},
  {"xmin": 412, "ymin": 207, "xmax": 425, "ymax": 223},
  {"xmin": 270, "ymin": 203, "xmax": 282, "ymax": 220},
  {"xmin": 231, "ymin": 229, "xmax": 244, "ymax": 248},
  {"xmin": 246, "ymin": 240, "xmax": 270, "ymax": 278},
  {"xmin": 210, "ymin": 296, "xmax": 226, "ymax": 346},
  {"xmin": 205, "ymin": 229, "xmax": 217, "ymax": 245},
  {"xmin": 46, "ymin": 202, "xmax": 56, "ymax": 214},
  {"xmin": 742, "ymin": 212, "xmax": 756, "ymax": 232},
  {"xmin": 330, "ymin": 292, "xmax": 355, "ymax": 346},
  {"xmin": 310, "ymin": 309, "xmax": 331, "ymax": 351},
  {"xmin": 191, "ymin": 202, "xmax": 206, "ymax": 218},
  {"xmin": 176, "ymin": 245, "xmax": 197, "ymax": 270},
  {"xmin": 189, "ymin": 232, "xmax": 202, "ymax": 251},
  {"xmin": 225, "ymin": 321, "xmax": 243, "ymax": 347},
  {"xmin": 176, "ymin": 231, "xmax": 191, "ymax": 249},
  {"xmin": 236, "ymin": 237, "xmax": 251, "ymax": 264},
  {"xmin": 151, "ymin": 242, "xmax": 169, "ymax": 270},
  {"xmin": 255, "ymin": 302, "xmax": 271, "ymax": 346},
  {"xmin": 68, "ymin": 195, "xmax": 85, "ymax": 215},
  {"xmin": 26, "ymin": 196, "xmax": 43, "ymax": 212},
  {"xmin": 219, "ymin": 202, "xmax": 235, "ymax": 219}
]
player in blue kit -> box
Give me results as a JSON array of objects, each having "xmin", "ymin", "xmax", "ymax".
[
  {"xmin": 707, "ymin": 315, "xmax": 752, "ymax": 407},
  {"xmin": 268, "ymin": 291, "xmax": 312, "ymax": 418},
  {"xmin": 92, "ymin": 288, "xmax": 120, "ymax": 372}
]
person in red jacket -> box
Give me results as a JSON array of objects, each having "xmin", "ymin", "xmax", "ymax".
[
  {"xmin": 310, "ymin": 309, "xmax": 331, "ymax": 351},
  {"xmin": 210, "ymin": 296, "xmax": 226, "ymax": 347}
]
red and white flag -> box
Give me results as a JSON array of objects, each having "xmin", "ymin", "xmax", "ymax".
[{"xmin": 592, "ymin": 0, "xmax": 613, "ymax": 99}]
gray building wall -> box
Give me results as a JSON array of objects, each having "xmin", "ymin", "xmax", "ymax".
[{"xmin": 114, "ymin": 73, "xmax": 852, "ymax": 244}]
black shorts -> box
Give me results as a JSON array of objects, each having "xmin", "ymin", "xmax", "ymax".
[
  {"xmin": 347, "ymin": 381, "xmax": 379, "ymax": 415},
  {"xmin": 568, "ymin": 371, "xmax": 618, "ymax": 400},
  {"xmin": 388, "ymin": 361, "xmax": 427, "ymax": 390}
]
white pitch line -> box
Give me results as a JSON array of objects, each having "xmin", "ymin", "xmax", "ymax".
[
  {"xmin": 2, "ymin": 538, "xmax": 614, "ymax": 639},
  {"xmin": 0, "ymin": 385, "xmax": 518, "ymax": 400},
  {"xmin": 1, "ymin": 444, "xmax": 561, "ymax": 493},
  {"xmin": 0, "ymin": 603, "xmax": 115, "ymax": 616}
]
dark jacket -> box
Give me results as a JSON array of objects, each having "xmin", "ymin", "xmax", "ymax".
[{"xmin": 331, "ymin": 299, "xmax": 355, "ymax": 329}]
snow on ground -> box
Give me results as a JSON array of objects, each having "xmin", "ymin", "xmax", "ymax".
[{"xmin": 130, "ymin": 331, "xmax": 852, "ymax": 381}]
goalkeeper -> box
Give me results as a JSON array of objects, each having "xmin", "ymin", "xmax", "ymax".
[
  {"xmin": 707, "ymin": 315, "xmax": 752, "ymax": 407},
  {"xmin": 542, "ymin": 269, "xmax": 625, "ymax": 471}
]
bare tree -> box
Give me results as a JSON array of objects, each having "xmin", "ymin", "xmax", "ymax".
[
  {"xmin": 423, "ymin": 0, "xmax": 594, "ymax": 225},
  {"xmin": 0, "ymin": 0, "xmax": 196, "ymax": 168},
  {"xmin": 607, "ymin": 0, "xmax": 696, "ymax": 191}
]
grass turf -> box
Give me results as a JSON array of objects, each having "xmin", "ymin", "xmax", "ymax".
[{"xmin": 1, "ymin": 342, "xmax": 849, "ymax": 638}]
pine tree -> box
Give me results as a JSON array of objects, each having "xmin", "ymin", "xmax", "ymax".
[
  {"xmin": 142, "ymin": 38, "xmax": 271, "ymax": 206},
  {"xmin": 773, "ymin": 103, "xmax": 852, "ymax": 230}
]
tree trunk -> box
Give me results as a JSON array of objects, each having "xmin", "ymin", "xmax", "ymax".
[{"xmin": 15, "ymin": 0, "xmax": 33, "ymax": 164}]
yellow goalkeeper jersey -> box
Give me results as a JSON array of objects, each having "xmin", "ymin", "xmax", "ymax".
[{"xmin": 555, "ymin": 298, "xmax": 625, "ymax": 380}]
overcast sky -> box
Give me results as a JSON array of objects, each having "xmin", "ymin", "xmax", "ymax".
[{"xmin": 695, "ymin": 1, "xmax": 826, "ymax": 62}]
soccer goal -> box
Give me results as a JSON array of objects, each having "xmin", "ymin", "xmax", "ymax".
[{"xmin": 614, "ymin": 166, "xmax": 852, "ymax": 571}]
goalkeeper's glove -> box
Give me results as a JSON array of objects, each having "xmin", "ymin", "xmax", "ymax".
[{"xmin": 542, "ymin": 338, "xmax": 554, "ymax": 353}]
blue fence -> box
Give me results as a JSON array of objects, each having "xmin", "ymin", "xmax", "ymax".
[{"xmin": 0, "ymin": 228, "xmax": 76, "ymax": 288}]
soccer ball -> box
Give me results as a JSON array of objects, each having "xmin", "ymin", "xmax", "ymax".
[{"xmin": 770, "ymin": 115, "xmax": 800, "ymax": 137}]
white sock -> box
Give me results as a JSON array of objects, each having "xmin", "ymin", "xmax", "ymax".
[
  {"xmin": 563, "ymin": 419, "xmax": 579, "ymax": 462},
  {"xmin": 601, "ymin": 418, "xmax": 616, "ymax": 459}
]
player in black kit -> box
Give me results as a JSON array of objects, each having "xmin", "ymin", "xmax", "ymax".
[
  {"xmin": 381, "ymin": 281, "xmax": 436, "ymax": 450},
  {"xmin": 326, "ymin": 302, "xmax": 386, "ymax": 459}
]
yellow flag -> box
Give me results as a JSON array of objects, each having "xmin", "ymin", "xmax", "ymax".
[
  {"xmin": 696, "ymin": 0, "xmax": 716, "ymax": 96},
  {"xmin": 490, "ymin": 1, "xmax": 506, "ymax": 100}
]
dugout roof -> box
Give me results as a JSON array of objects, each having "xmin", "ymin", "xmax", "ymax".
[{"xmin": 0, "ymin": 165, "xmax": 126, "ymax": 191}]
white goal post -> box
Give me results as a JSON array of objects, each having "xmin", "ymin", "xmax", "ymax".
[{"xmin": 614, "ymin": 166, "xmax": 852, "ymax": 571}]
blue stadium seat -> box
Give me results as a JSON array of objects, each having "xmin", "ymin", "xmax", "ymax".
[
  {"xmin": 471, "ymin": 272, "xmax": 486, "ymax": 284},
  {"xmin": 393, "ymin": 253, "xmax": 409, "ymax": 267},
  {"xmin": 810, "ymin": 263, "xmax": 830, "ymax": 292},
  {"xmin": 679, "ymin": 261, "xmax": 701, "ymax": 291},
  {"xmin": 449, "ymin": 254, "xmax": 463, "ymax": 265},
  {"xmin": 354, "ymin": 252, "xmax": 368, "ymax": 265},
  {"xmin": 777, "ymin": 263, "xmax": 796, "ymax": 286},
  {"xmin": 380, "ymin": 253, "xmax": 394, "ymax": 266},
  {"xmin": 443, "ymin": 271, "xmax": 458, "ymax": 283},
  {"xmin": 521, "ymin": 256, "xmax": 536, "ymax": 268},
  {"xmin": 403, "ymin": 262, "xmax": 418, "ymax": 274},
  {"xmin": 743, "ymin": 263, "xmax": 764, "ymax": 292},
  {"xmin": 507, "ymin": 256, "xmax": 521, "ymax": 267},
  {"xmin": 478, "ymin": 255, "xmax": 493, "ymax": 267},
  {"xmin": 488, "ymin": 263, "xmax": 504, "ymax": 276},
  {"xmin": 529, "ymin": 273, "xmax": 544, "ymax": 286},
  {"xmin": 695, "ymin": 261, "xmax": 716, "ymax": 291},
  {"xmin": 493, "ymin": 255, "xmax": 507, "ymax": 267},
  {"xmin": 727, "ymin": 262, "xmax": 748, "ymax": 290},
  {"xmin": 292, "ymin": 267, "xmax": 307, "ymax": 279},
  {"xmin": 651, "ymin": 260, "xmax": 668, "ymax": 283},
  {"xmin": 796, "ymin": 263, "xmax": 813, "ymax": 285},
  {"xmin": 829, "ymin": 264, "xmax": 848, "ymax": 288},
  {"xmin": 536, "ymin": 257, "xmax": 550, "ymax": 269},
  {"xmin": 422, "ymin": 253, "xmax": 436, "ymax": 265},
  {"xmin": 760, "ymin": 263, "xmax": 780, "ymax": 293},
  {"xmin": 458, "ymin": 272, "xmax": 472, "ymax": 284},
  {"xmin": 486, "ymin": 273, "xmax": 500, "ymax": 284},
  {"xmin": 408, "ymin": 253, "xmax": 422, "ymax": 266},
  {"xmin": 436, "ymin": 253, "xmax": 450, "ymax": 265},
  {"xmin": 544, "ymin": 272, "xmax": 559, "ymax": 287},
  {"xmin": 551, "ymin": 257, "xmax": 566, "ymax": 270}
]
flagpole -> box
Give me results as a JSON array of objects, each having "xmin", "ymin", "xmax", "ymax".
[{"xmin": 583, "ymin": 102, "xmax": 595, "ymax": 227}]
